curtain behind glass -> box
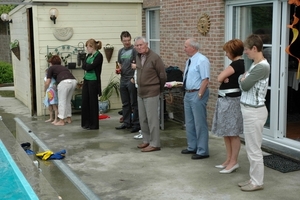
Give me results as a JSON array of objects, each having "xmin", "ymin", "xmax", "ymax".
[
  {"xmin": 233, "ymin": 4, "xmax": 272, "ymax": 71},
  {"xmin": 149, "ymin": 10, "xmax": 160, "ymax": 54}
]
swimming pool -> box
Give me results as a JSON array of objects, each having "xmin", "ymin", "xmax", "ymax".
[{"xmin": 0, "ymin": 140, "xmax": 39, "ymax": 200}]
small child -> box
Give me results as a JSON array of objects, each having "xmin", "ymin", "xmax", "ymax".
[{"xmin": 44, "ymin": 69, "xmax": 58, "ymax": 124}]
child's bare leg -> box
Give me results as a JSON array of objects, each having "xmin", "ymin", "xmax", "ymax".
[
  {"xmin": 51, "ymin": 104, "xmax": 59, "ymax": 124},
  {"xmin": 45, "ymin": 106, "xmax": 54, "ymax": 122}
]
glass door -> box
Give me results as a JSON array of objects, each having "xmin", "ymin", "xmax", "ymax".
[
  {"xmin": 226, "ymin": 0, "xmax": 300, "ymax": 150},
  {"xmin": 225, "ymin": 1, "xmax": 277, "ymax": 138}
]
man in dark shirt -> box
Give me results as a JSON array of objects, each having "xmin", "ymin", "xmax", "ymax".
[{"xmin": 115, "ymin": 31, "xmax": 140, "ymax": 133}]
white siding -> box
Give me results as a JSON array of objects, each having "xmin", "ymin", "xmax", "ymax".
[
  {"xmin": 9, "ymin": 6, "xmax": 32, "ymax": 114},
  {"xmin": 11, "ymin": 2, "xmax": 142, "ymax": 116}
]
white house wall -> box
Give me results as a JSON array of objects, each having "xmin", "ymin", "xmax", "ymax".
[
  {"xmin": 12, "ymin": 1, "xmax": 142, "ymax": 116},
  {"xmin": 9, "ymin": 6, "xmax": 32, "ymax": 114}
]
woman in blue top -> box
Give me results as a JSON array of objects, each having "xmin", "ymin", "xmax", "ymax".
[
  {"xmin": 81, "ymin": 39, "xmax": 103, "ymax": 130},
  {"xmin": 211, "ymin": 39, "xmax": 245, "ymax": 173}
]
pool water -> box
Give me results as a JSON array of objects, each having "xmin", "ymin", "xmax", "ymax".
[{"xmin": 0, "ymin": 140, "xmax": 39, "ymax": 200}]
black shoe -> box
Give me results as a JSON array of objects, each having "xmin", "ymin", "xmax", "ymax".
[
  {"xmin": 115, "ymin": 124, "xmax": 131, "ymax": 130},
  {"xmin": 118, "ymin": 110, "xmax": 123, "ymax": 115},
  {"xmin": 82, "ymin": 126, "xmax": 90, "ymax": 130},
  {"xmin": 131, "ymin": 127, "xmax": 140, "ymax": 133},
  {"xmin": 191, "ymin": 154, "xmax": 209, "ymax": 160},
  {"xmin": 181, "ymin": 149, "xmax": 196, "ymax": 154}
]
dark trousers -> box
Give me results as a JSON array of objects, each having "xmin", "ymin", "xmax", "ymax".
[
  {"xmin": 81, "ymin": 80, "xmax": 99, "ymax": 129},
  {"xmin": 120, "ymin": 79, "xmax": 140, "ymax": 128}
]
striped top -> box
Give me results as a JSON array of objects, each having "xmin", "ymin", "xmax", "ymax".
[{"xmin": 239, "ymin": 59, "xmax": 270, "ymax": 107}]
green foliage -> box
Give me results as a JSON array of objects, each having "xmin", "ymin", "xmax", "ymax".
[
  {"xmin": 0, "ymin": 5, "xmax": 16, "ymax": 15},
  {"xmin": 0, "ymin": 61, "xmax": 13, "ymax": 84},
  {"xmin": 45, "ymin": 52, "xmax": 71, "ymax": 66},
  {"xmin": 9, "ymin": 40, "xmax": 19, "ymax": 50},
  {"xmin": 0, "ymin": 91, "xmax": 14, "ymax": 97},
  {"xmin": 252, "ymin": 6, "xmax": 272, "ymax": 30},
  {"xmin": 45, "ymin": 52, "xmax": 55, "ymax": 61},
  {"xmin": 99, "ymin": 75, "xmax": 120, "ymax": 102},
  {"xmin": 60, "ymin": 54, "xmax": 71, "ymax": 66}
]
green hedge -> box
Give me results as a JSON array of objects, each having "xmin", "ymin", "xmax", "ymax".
[{"xmin": 0, "ymin": 61, "xmax": 13, "ymax": 84}]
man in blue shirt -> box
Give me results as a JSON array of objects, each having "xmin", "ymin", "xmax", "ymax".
[{"xmin": 181, "ymin": 38, "xmax": 210, "ymax": 159}]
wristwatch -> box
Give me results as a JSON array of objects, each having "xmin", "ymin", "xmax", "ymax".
[{"xmin": 198, "ymin": 93, "xmax": 202, "ymax": 98}]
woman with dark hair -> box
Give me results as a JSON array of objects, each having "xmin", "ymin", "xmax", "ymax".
[
  {"xmin": 211, "ymin": 39, "xmax": 245, "ymax": 173},
  {"xmin": 81, "ymin": 39, "xmax": 103, "ymax": 130},
  {"xmin": 46, "ymin": 55, "xmax": 77, "ymax": 126}
]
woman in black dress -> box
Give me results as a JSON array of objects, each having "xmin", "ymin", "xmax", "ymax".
[{"xmin": 81, "ymin": 39, "xmax": 103, "ymax": 130}]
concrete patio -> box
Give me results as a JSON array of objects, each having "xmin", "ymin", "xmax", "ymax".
[{"xmin": 0, "ymin": 86, "xmax": 300, "ymax": 200}]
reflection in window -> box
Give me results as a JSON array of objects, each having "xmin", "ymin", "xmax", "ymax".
[
  {"xmin": 232, "ymin": 4, "xmax": 273, "ymax": 71},
  {"xmin": 232, "ymin": 3, "xmax": 273, "ymax": 128}
]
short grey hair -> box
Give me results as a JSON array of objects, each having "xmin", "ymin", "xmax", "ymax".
[
  {"xmin": 188, "ymin": 38, "xmax": 200, "ymax": 50},
  {"xmin": 134, "ymin": 36, "xmax": 148, "ymax": 43}
]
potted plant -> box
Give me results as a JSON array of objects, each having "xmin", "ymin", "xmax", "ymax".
[
  {"xmin": 99, "ymin": 74, "xmax": 120, "ymax": 113},
  {"xmin": 10, "ymin": 40, "xmax": 20, "ymax": 60},
  {"xmin": 103, "ymin": 44, "xmax": 114, "ymax": 63},
  {"xmin": 45, "ymin": 52, "xmax": 71, "ymax": 67},
  {"xmin": 60, "ymin": 53, "xmax": 71, "ymax": 67}
]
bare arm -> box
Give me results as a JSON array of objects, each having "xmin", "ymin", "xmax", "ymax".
[
  {"xmin": 217, "ymin": 66, "xmax": 235, "ymax": 83},
  {"xmin": 44, "ymin": 78, "xmax": 51, "ymax": 92}
]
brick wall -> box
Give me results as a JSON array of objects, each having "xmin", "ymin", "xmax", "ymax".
[
  {"xmin": 142, "ymin": 0, "xmax": 160, "ymax": 36},
  {"xmin": 142, "ymin": 9, "xmax": 146, "ymax": 37},
  {"xmin": 0, "ymin": 23, "xmax": 12, "ymax": 63},
  {"xmin": 143, "ymin": 0, "xmax": 160, "ymax": 8},
  {"xmin": 143, "ymin": 0, "xmax": 226, "ymax": 128}
]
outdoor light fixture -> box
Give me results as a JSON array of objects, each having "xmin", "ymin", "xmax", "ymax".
[
  {"xmin": 1, "ymin": 13, "xmax": 13, "ymax": 23},
  {"xmin": 49, "ymin": 8, "xmax": 58, "ymax": 24}
]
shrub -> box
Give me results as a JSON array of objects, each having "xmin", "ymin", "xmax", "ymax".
[{"xmin": 0, "ymin": 61, "xmax": 13, "ymax": 84}]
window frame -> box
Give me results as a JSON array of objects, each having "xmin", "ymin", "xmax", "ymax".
[{"xmin": 145, "ymin": 8, "xmax": 160, "ymax": 54}]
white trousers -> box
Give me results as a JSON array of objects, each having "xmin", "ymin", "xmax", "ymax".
[
  {"xmin": 57, "ymin": 79, "xmax": 77, "ymax": 119},
  {"xmin": 240, "ymin": 104, "xmax": 268, "ymax": 186}
]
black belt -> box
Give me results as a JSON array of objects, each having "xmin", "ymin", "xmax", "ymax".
[{"xmin": 185, "ymin": 89, "xmax": 198, "ymax": 93}]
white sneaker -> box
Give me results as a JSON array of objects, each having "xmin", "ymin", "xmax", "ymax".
[{"xmin": 134, "ymin": 131, "xmax": 143, "ymax": 139}]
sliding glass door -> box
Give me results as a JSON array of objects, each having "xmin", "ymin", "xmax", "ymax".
[{"xmin": 225, "ymin": 0, "xmax": 287, "ymax": 139}]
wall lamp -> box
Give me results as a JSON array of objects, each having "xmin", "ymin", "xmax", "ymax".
[
  {"xmin": 1, "ymin": 13, "xmax": 13, "ymax": 23},
  {"xmin": 49, "ymin": 8, "xmax": 58, "ymax": 24}
]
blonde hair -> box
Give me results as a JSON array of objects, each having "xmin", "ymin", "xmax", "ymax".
[{"xmin": 85, "ymin": 39, "xmax": 102, "ymax": 50}]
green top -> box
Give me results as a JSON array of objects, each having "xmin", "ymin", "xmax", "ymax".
[{"xmin": 83, "ymin": 51, "xmax": 99, "ymax": 80}]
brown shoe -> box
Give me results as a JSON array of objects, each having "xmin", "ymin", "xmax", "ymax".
[
  {"xmin": 137, "ymin": 143, "xmax": 149, "ymax": 149},
  {"xmin": 141, "ymin": 146, "xmax": 161, "ymax": 152}
]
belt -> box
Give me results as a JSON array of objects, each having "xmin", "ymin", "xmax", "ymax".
[
  {"xmin": 218, "ymin": 88, "xmax": 240, "ymax": 97},
  {"xmin": 185, "ymin": 89, "xmax": 198, "ymax": 93}
]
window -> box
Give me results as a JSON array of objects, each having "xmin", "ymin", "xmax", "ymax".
[
  {"xmin": 231, "ymin": 4, "xmax": 273, "ymax": 70},
  {"xmin": 146, "ymin": 8, "xmax": 160, "ymax": 54}
]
